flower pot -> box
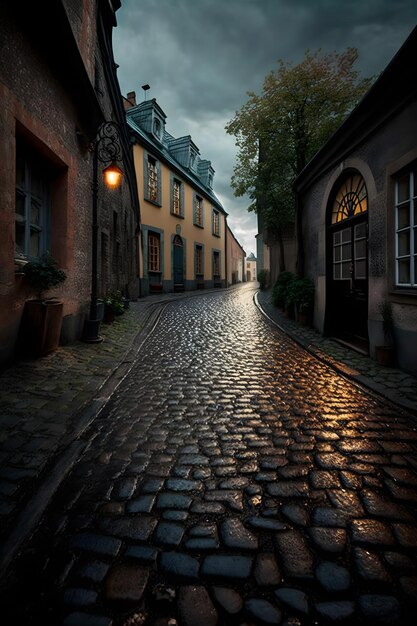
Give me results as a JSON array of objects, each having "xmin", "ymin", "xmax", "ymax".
[
  {"xmin": 375, "ymin": 345, "xmax": 395, "ymax": 367},
  {"xmin": 20, "ymin": 299, "xmax": 63, "ymax": 357},
  {"xmin": 297, "ymin": 310, "xmax": 311, "ymax": 327},
  {"xmin": 104, "ymin": 307, "xmax": 115, "ymax": 324}
]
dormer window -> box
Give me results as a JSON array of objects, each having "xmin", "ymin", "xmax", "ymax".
[
  {"xmin": 190, "ymin": 152, "xmax": 196, "ymax": 170},
  {"xmin": 208, "ymin": 173, "xmax": 213, "ymax": 188},
  {"xmin": 153, "ymin": 118, "xmax": 161, "ymax": 139}
]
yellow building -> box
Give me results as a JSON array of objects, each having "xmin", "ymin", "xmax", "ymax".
[{"xmin": 125, "ymin": 95, "xmax": 227, "ymax": 295}]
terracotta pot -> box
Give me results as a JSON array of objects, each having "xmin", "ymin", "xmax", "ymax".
[
  {"xmin": 104, "ymin": 307, "xmax": 115, "ymax": 324},
  {"xmin": 20, "ymin": 299, "xmax": 63, "ymax": 357},
  {"xmin": 375, "ymin": 345, "xmax": 395, "ymax": 367}
]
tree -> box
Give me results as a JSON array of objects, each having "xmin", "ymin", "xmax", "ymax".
[{"xmin": 225, "ymin": 48, "xmax": 373, "ymax": 271}]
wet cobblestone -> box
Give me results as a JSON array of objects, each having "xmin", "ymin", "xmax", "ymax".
[{"xmin": 1, "ymin": 285, "xmax": 417, "ymax": 625}]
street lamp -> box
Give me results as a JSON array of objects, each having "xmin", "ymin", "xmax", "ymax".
[{"xmin": 83, "ymin": 121, "xmax": 124, "ymax": 343}]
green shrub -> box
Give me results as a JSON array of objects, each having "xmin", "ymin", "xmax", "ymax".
[
  {"xmin": 104, "ymin": 290, "xmax": 124, "ymax": 314},
  {"xmin": 23, "ymin": 252, "xmax": 66, "ymax": 300},
  {"xmin": 291, "ymin": 277, "xmax": 315, "ymax": 313},
  {"xmin": 257, "ymin": 269, "xmax": 269, "ymax": 290},
  {"xmin": 271, "ymin": 271, "xmax": 295, "ymax": 308}
]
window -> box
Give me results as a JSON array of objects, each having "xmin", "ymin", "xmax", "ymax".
[
  {"xmin": 153, "ymin": 118, "xmax": 161, "ymax": 139},
  {"xmin": 190, "ymin": 152, "xmax": 196, "ymax": 170},
  {"xmin": 171, "ymin": 176, "xmax": 184, "ymax": 217},
  {"xmin": 194, "ymin": 194, "xmax": 203, "ymax": 227},
  {"xmin": 213, "ymin": 251, "xmax": 220, "ymax": 277},
  {"xmin": 332, "ymin": 174, "xmax": 367, "ymax": 224},
  {"xmin": 173, "ymin": 180, "xmax": 180, "ymax": 214},
  {"xmin": 213, "ymin": 209, "xmax": 220, "ymax": 236},
  {"xmin": 395, "ymin": 168, "xmax": 417, "ymax": 287},
  {"xmin": 333, "ymin": 229, "xmax": 352, "ymax": 280},
  {"xmin": 148, "ymin": 232, "xmax": 160, "ymax": 272},
  {"xmin": 146, "ymin": 155, "xmax": 160, "ymax": 204},
  {"xmin": 15, "ymin": 144, "xmax": 50, "ymax": 259},
  {"xmin": 195, "ymin": 245, "xmax": 203, "ymax": 276}
]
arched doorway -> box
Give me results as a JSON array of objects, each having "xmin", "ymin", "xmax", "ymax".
[
  {"xmin": 326, "ymin": 172, "xmax": 369, "ymax": 352},
  {"xmin": 173, "ymin": 234, "xmax": 184, "ymax": 289}
]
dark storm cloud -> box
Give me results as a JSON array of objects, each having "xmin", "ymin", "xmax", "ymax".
[{"xmin": 113, "ymin": 0, "xmax": 417, "ymax": 255}]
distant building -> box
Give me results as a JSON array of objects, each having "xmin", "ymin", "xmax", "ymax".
[
  {"xmin": 226, "ymin": 226, "xmax": 246, "ymax": 285},
  {"xmin": 246, "ymin": 253, "xmax": 257, "ymax": 282},
  {"xmin": 295, "ymin": 26, "xmax": 417, "ymax": 374},
  {"xmin": 0, "ymin": 1, "xmax": 139, "ymax": 366},
  {"xmin": 125, "ymin": 94, "xmax": 229, "ymax": 295}
]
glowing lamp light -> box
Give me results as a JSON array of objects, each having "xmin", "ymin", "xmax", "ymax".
[{"xmin": 103, "ymin": 161, "xmax": 123, "ymax": 189}]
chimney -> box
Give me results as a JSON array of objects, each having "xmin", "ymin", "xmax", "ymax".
[{"xmin": 124, "ymin": 91, "xmax": 137, "ymax": 110}]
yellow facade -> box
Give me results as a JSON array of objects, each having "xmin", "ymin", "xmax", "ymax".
[{"xmin": 133, "ymin": 142, "xmax": 227, "ymax": 293}]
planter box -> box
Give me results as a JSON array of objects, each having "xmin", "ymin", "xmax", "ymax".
[{"xmin": 20, "ymin": 300, "xmax": 63, "ymax": 357}]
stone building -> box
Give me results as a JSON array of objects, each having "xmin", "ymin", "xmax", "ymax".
[
  {"xmin": 124, "ymin": 94, "xmax": 228, "ymax": 295},
  {"xmin": 0, "ymin": 0, "xmax": 139, "ymax": 366},
  {"xmin": 246, "ymin": 253, "xmax": 257, "ymax": 282},
  {"xmin": 295, "ymin": 26, "xmax": 417, "ymax": 374},
  {"xmin": 226, "ymin": 226, "xmax": 246, "ymax": 286}
]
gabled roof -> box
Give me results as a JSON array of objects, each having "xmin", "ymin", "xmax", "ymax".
[
  {"xmin": 295, "ymin": 26, "xmax": 417, "ymax": 193},
  {"xmin": 127, "ymin": 109, "xmax": 227, "ymax": 215}
]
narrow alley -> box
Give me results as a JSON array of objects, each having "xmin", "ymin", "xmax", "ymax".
[{"xmin": 1, "ymin": 285, "xmax": 416, "ymax": 625}]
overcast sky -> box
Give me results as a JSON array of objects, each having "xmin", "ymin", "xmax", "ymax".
[{"xmin": 113, "ymin": 0, "xmax": 416, "ymax": 257}]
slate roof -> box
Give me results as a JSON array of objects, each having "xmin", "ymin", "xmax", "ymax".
[{"xmin": 127, "ymin": 110, "xmax": 227, "ymax": 215}]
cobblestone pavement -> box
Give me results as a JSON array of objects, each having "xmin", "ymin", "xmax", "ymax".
[
  {"xmin": 256, "ymin": 290, "xmax": 417, "ymax": 416},
  {"xmin": 1, "ymin": 284, "xmax": 417, "ymax": 625}
]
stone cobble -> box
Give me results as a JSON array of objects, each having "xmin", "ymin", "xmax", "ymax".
[
  {"xmin": 0, "ymin": 301, "xmax": 156, "ymax": 540},
  {"xmin": 256, "ymin": 289, "xmax": 417, "ymax": 414},
  {"xmin": 0, "ymin": 284, "xmax": 417, "ymax": 625}
]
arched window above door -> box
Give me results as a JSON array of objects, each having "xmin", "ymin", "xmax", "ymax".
[{"xmin": 332, "ymin": 174, "xmax": 368, "ymax": 224}]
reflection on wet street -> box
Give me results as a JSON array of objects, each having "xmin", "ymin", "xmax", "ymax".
[{"xmin": 2, "ymin": 285, "xmax": 417, "ymax": 625}]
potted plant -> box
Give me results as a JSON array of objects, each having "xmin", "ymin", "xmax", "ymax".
[
  {"xmin": 375, "ymin": 300, "xmax": 395, "ymax": 366},
  {"xmin": 103, "ymin": 290, "xmax": 124, "ymax": 323},
  {"xmin": 21, "ymin": 252, "xmax": 67, "ymax": 357},
  {"xmin": 292, "ymin": 277, "xmax": 315, "ymax": 326}
]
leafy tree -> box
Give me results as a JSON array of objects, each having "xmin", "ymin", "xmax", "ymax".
[{"xmin": 226, "ymin": 48, "xmax": 373, "ymax": 271}]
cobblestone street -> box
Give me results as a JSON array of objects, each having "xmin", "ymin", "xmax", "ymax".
[{"xmin": 1, "ymin": 284, "xmax": 417, "ymax": 625}]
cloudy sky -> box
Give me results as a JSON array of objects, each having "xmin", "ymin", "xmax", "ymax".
[{"xmin": 113, "ymin": 0, "xmax": 417, "ymax": 257}]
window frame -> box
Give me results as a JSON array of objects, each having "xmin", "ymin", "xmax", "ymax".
[
  {"xmin": 170, "ymin": 174, "xmax": 184, "ymax": 218},
  {"xmin": 195, "ymin": 243, "xmax": 204, "ymax": 277},
  {"xmin": 395, "ymin": 169, "xmax": 416, "ymax": 288},
  {"xmin": 144, "ymin": 153, "xmax": 162, "ymax": 206},
  {"xmin": 148, "ymin": 231, "xmax": 161, "ymax": 273},
  {"xmin": 193, "ymin": 193, "xmax": 204, "ymax": 228},
  {"xmin": 212, "ymin": 208, "xmax": 220, "ymax": 237},
  {"xmin": 15, "ymin": 143, "xmax": 50, "ymax": 260},
  {"xmin": 213, "ymin": 250, "xmax": 221, "ymax": 277}
]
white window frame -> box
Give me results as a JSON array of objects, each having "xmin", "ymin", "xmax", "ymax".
[{"xmin": 395, "ymin": 170, "xmax": 416, "ymax": 287}]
